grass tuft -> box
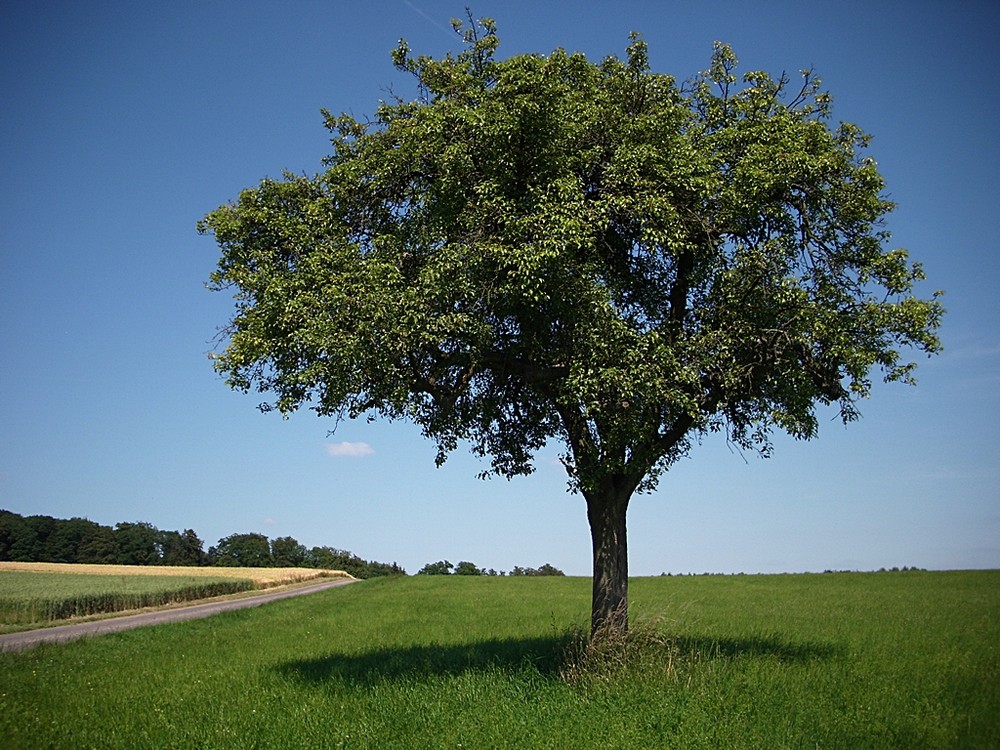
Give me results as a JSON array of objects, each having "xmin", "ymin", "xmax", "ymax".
[{"xmin": 558, "ymin": 612, "xmax": 679, "ymax": 686}]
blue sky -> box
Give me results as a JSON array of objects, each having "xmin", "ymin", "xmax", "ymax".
[{"xmin": 1, "ymin": 1, "xmax": 997, "ymax": 576}]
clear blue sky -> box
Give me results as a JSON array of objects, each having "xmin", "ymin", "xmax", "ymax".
[{"xmin": 2, "ymin": 1, "xmax": 997, "ymax": 576}]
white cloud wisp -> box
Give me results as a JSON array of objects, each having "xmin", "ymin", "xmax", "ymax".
[{"xmin": 325, "ymin": 441, "xmax": 375, "ymax": 458}]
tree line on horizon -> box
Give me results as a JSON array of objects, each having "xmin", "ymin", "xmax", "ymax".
[
  {"xmin": 0, "ymin": 509, "xmax": 404, "ymax": 578},
  {"xmin": 416, "ymin": 560, "xmax": 565, "ymax": 577}
]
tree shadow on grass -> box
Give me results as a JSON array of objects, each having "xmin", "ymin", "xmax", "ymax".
[
  {"xmin": 276, "ymin": 631, "xmax": 842, "ymax": 687},
  {"xmin": 277, "ymin": 635, "xmax": 572, "ymax": 686}
]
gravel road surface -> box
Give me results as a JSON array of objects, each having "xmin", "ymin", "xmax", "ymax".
[{"xmin": 0, "ymin": 577, "xmax": 357, "ymax": 653}]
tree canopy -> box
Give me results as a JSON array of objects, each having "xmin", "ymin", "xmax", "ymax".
[{"xmin": 200, "ymin": 19, "xmax": 942, "ymax": 635}]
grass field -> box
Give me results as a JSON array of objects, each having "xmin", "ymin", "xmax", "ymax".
[
  {"xmin": 0, "ymin": 571, "xmax": 997, "ymax": 749},
  {"xmin": 0, "ymin": 563, "xmax": 351, "ymax": 631}
]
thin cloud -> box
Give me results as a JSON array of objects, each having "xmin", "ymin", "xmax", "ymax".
[
  {"xmin": 402, "ymin": 0, "xmax": 457, "ymax": 39},
  {"xmin": 326, "ymin": 441, "xmax": 375, "ymax": 458}
]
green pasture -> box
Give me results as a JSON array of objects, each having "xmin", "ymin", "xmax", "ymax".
[
  {"xmin": 1, "ymin": 571, "xmax": 997, "ymax": 749},
  {"xmin": 0, "ymin": 570, "xmax": 253, "ymax": 628}
]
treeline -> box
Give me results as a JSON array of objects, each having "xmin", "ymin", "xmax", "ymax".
[
  {"xmin": 416, "ymin": 560, "xmax": 565, "ymax": 576},
  {"xmin": 0, "ymin": 510, "xmax": 404, "ymax": 578},
  {"xmin": 208, "ymin": 531, "xmax": 404, "ymax": 578}
]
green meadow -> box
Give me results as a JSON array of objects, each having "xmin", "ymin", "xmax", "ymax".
[{"xmin": 1, "ymin": 571, "xmax": 997, "ymax": 749}]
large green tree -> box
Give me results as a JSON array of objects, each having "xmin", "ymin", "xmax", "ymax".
[{"xmin": 200, "ymin": 20, "xmax": 942, "ymax": 636}]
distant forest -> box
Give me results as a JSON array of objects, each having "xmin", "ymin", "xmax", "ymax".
[{"xmin": 0, "ymin": 509, "xmax": 404, "ymax": 579}]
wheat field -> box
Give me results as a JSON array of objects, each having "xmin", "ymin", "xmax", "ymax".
[
  {"xmin": 0, "ymin": 562, "xmax": 352, "ymax": 628},
  {"xmin": 0, "ymin": 561, "xmax": 351, "ymax": 586}
]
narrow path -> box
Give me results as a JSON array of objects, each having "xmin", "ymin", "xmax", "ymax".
[{"xmin": 0, "ymin": 577, "xmax": 357, "ymax": 653}]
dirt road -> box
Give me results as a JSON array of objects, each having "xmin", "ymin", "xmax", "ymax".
[{"xmin": 0, "ymin": 577, "xmax": 357, "ymax": 653}]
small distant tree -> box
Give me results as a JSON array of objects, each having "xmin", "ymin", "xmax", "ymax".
[
  {"xmin": 306, "ymin": 546, "xmax": 370, "ymax": 577},
  {"xmin": 416, "ymin": 560, "xmax": 454, "ymax": 575},
  {"xmin": 453, "ymin": 560, "xmax": 484, "ymax": 575},
  {"xmin": 535, "ymin": 563, "xmax": 566, "ymax": 576},
  {"xmin": 509, "ymin": 563, "xmax": 566, "ymax": 577},
  {"xmin": 201, "ymin": 19, "xmax": 943, "ymax": 637},
  {"xmin": 364, "ymin": 560, "xmax": 407, "ymax": 577}
]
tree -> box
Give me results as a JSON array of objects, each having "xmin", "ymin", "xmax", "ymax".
[
  {"xmin": 365, "ymin": 560, "xmax": 406, "ymax": 577},
  {"xmin": 179, "ymin": 528, "xmax": 208, "ymax": 566},
  {"xmin": 306, "ymin": 546, "xmax": 369, "ymax": 577},
  {"xmin": 77, "ymin": 523, "xmax": 120, "ymax": 564},
  {"xmin": 200, "ymin": 20, "xmax": 942, "ymax": 637},
  {"xmin": 212, "ymin": 532, "xmax": 272, "ymax": 567},
  {"xmin": 45, "ymin": 518, "xmax": 100, "ymax": 563},
  {"xmin": 306, "ymin": 545, "xmax": 343, "ymax": 570},
  {"xmin": 416, "ymin": 560, "xmax": 454, "ymax": 576},
  {"xmin": 0, "ymin": 510, "xmax": 31, "ymax": 561},
  {"xmin": 20, "ymin": 515, "xmax": 57, "ymax": 562},
  {"xmin": 270, "ymin": 535, "xmax": 308, "ymax": 567},
  {"xmin": 158, "ymin": 530, "xmax": 184, "ymax": 565},
  {"xmin": 114, "ymin": 522, "xmax": 161, "ymax": 565},
  {"xmin": 160, "ymin": 528, "xmax": 207, "ymax": 566},
  {"xmin": 510, "ymin": 564, "xmax": 566, "ymax": 577},
  {"xmin": 536, "ymin": 563, "xmax": 566, "ymax": 577},
  {"xmin": 453, "ymin": 560, "xmax": 484, "ymax": 575}
]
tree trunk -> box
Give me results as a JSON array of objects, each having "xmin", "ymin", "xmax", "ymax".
[{"xmin": 587, "ymin": 488, "xmax": 630, "ymax": 639}]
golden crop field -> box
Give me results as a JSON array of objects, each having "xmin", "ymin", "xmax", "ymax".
[
  {"xmin": 0, "ymin": 562, "xmax": 353, "ymax": 627},
  {"xmin": 0, "ymin": 562, "xmax": 351, "ymax": 586}
]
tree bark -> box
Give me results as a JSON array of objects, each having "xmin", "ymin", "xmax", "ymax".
[{"xmin": 587, "ymin": 487, "xmax": 630, "ymax": 639}]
